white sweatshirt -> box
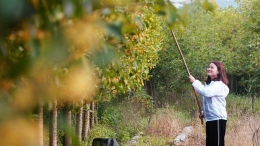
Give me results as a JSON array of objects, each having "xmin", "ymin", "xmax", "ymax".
[{"xmin": 192, "ymin": 80, "xmax": 229, "ymax": 122}]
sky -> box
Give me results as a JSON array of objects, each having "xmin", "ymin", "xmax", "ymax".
[
  {"xmin": 170, "ymin": 0, "xmax": 238, "ymax": 8},
  {"xmin": 216, "ymin": 0, "xmax": 238, "ymax": 8}
]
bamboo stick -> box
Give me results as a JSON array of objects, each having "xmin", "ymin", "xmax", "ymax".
[{"xmin": 171, "ymin": 30, "xmax": 203, "ymax": 125}]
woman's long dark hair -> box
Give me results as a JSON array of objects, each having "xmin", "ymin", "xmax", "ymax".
[{"xmin": 205, "ymin": 61, "xmax": 229, "ymax": 85}]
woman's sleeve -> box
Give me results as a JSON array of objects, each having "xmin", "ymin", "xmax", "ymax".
[{"xmin": 192, "ymin": 80, "xmax": 228, "ymax": 97}]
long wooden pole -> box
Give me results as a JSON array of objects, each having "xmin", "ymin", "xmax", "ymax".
[{"xmin": 170, "ymin": 31, "xmax": 203, "ymax": 125}]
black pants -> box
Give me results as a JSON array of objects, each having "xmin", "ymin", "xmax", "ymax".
[{"xmin": 206, "ymin": 119, "xmax": 227, "ymax": 146}]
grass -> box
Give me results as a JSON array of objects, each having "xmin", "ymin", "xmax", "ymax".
[
  {"xmin": 225, "ymin": 94, "xmax": 260, "ymax": 146},
  {"xmin": 168, "ymin": 94, "xmax": 260, "ymax": 146},
  {"xmin": 87, "ymin": 94, "xmax": 260, "ymax": 145},
  {"xmin": 226, "ymin": 114, "xmax": 260, "ymax": 146}
]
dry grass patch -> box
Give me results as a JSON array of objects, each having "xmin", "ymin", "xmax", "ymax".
[
  {"xmin": 145, "ymin": 108, "xmax": 187, "ymax": 137},
  {"xmin": 184, "ymin": 114, "xmax": 260, "ymax": 146},
  {"xmin": 226, "ymin": 114, "xmax": 260, "ymax": 146}
]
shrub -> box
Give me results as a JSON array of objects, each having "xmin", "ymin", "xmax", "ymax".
[{"xmin": 85, "ymin": 124, "xmax": 117, "ymax": 146}]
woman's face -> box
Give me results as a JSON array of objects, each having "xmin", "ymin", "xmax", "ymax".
[{"xmin": 206, "ymin": 63, "xmax": 219, "ymax": 79}]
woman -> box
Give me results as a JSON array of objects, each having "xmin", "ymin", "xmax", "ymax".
[{"xmin": 189, "ymin": 61, "xmax": 229, "ymax": 146}]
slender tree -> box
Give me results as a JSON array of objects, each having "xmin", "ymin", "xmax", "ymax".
[
  {"xmin": 49, "ymin": 100, "xmax": 58, "ymax": 146},
  {"xmin": 82, "ymin": 103, "xmax": 90, "ymax": 141},
  {"xmin": 76, "ymin": 101, "xmax": 83, "ymax": 142},
  {"xmin": 63, "ymin": 106, "xmax": 72, "ymax": 146},
  {"xmin": 38, "ymin": 106, "xmax": 44, "ymax": 146}
]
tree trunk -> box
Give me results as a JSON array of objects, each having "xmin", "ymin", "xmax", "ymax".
[
  {"xmin": 90, "ymin": 102, "xmax": 95, "ymax": 129},
  {"xmin": 144, "ymin": 77, "xmax": 157, "ymax": 107},
  {"xmin": 94, "ymin": 102, "xmax": 98, "ymax": 124},
  {"xmin": 150, "ymin": 77, "xmax": 155, "ymax": 97},
  {"xmin": 49, "ymin": 100, "xmax": 58, "ymax": 146},
  {"xmin": 252, "ymin": 95, "xmax": 256, "ymax": 112},
  {"xmin": 63, "ymin": 106, "xmax": 72, "ymax": 146},
  {"xmin": 229, "ymin": 74, "xmax": 235, "ymax": 93},
  {"xmin": 144, "ymin": 78, "xmax": 156, "ymax": 124},
  {"xmin": 76, "ymin": 101, "xmax": 83, "ymax": 142},
  {"xmin": 82, "ymin": 103, "xmax": 90, "ymax": 141},
  {"xmin": 38, "ymin": 105, "xmax": 44, "ymax": 146}
]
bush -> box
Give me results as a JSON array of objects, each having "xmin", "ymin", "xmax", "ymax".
[
  {"xmin": 85, "ymin": 124, "xmax": 117, "ymax": 146},
  {"xmin": 97, "ymin": 98, "xmax": 150, "ymax": 143},
  {"xmin": 226, "ymin": 93, "xmax": 260, "ymax": 116}
]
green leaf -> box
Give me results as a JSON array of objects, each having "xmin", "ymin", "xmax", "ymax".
[
  {"xmin": 91, "ymin": 43, "xmax": 118, "ymax": 68},
  {"xmin": 106, "ymin": 22, "xmax": 123, "ymax": 40},
  {"xmin": 165, "ymin": 6, "xmax": 177, "ymax": 26}
]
